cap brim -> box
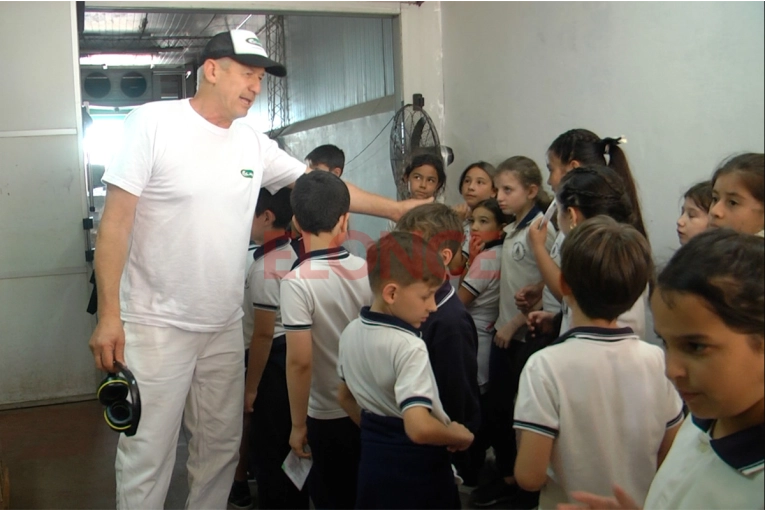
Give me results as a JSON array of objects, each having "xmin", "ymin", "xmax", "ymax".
[{"xmin": 231, "ymin": 54, "xmax": 287, "ymax": 77}]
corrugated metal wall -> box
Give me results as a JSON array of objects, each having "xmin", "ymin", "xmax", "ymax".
[{"xmin": 283, "ymin": 15, "xmax": 395, "ymax": 126}]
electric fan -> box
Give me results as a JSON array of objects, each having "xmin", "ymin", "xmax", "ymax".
[{"xmin": 389, "ymin": 94, "xmax": 454, "ymax": 200}]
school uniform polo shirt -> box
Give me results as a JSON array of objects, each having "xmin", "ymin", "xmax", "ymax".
[
  {"xmin": 280, "ymin": 247, "xmax": 373, "ymax": 420},
  {"xmin": 541, "ymin": 232, "xmax": 564, "ymax": 314},
  {"xmin": 337, "ymin": 307, "xmax": 449, "ymax": 424},
  {"xmin": 461, "ymin": 240, "xmax": 503, "ymax": 388},
  {"xmin": 644, "ymin": 416, "xmax": 764, "ymax": 509},
  {"xmin": 514, "ymin": 326, "xmax": 684, "ymax": 509},
  {"xmin": 497, "ymin": 207, "xmax": 557, "ymax": 333},
  {"xmin": 241, "ymin": 235, "xmax": 298, "ymax": 347}
]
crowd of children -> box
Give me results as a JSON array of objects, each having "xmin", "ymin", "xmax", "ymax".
[{"xmin": 232, "ymin": 140, "xmax": 763, "ymax": 510}]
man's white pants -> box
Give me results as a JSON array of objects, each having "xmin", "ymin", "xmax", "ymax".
[{"xmin": 115, "ymin": 321, "xmax": 244, "ymax": 509}]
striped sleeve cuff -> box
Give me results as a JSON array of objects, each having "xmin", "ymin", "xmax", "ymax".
[
  {"xmin": 253, "ymin": 303, "xmax": 278, "ymax": 311},
  {"xmin": 399, "ymin": 396, "xmax": 433, "ymax": 412},
  {"xmin": 666, "ymin": 410, "xmax": 684, "ymax": 429},
  {"xmin": 283, "ymin": 324, "xmax": 312, "ymax": 331},
  {"xmin": 513, "ymin": 420, "xmax": 559, "ymax": 438},
  {"xmin": 461, "ymin": 281, "xmax": 480, "ymax": 297}
]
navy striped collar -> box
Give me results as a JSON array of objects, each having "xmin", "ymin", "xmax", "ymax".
[
  {"xmin": 552, "ymin": 326, "xmax": 637, "ymax": 345},
  {"xmin": 360, "ymin": 306, "xmax": 421, "ymax": 337},
  {"xmin": 252, "ymin": 234, "xmax": 292, "ymax": 261},
  {"xmin": 517, "ymin": 206, "xmax": 543, "ymax": 230},
  {"xmin": 691, "ymin": 416, "xmax": 765, "ymax": 476},
  {"xmin": 483, "ymin": 237, "xmax": 505, "ymax": 250},
  {"xmin": 291, "ymin": 246, "xmax": 349, "ymax": 270}
]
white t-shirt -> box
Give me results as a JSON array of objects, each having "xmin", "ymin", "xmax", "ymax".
[
  {"xmin": 497, "ymin": 208, "xmax": 557, "ymax": 331},
  {"xmin": 514, "ymin": 326, "xmax": 683, "ymax": 509},
  {"xmin": 281, "ymin": 247, "xmax": 373, "ymax": 420},
  {"xmin": 338, "ymin": 307, "xmax": 449, "ymax": 424},
  {"xmin": 644, "ymin": 416, "xmax": 764, "ymax": 509},
  {"xmin": 242, "ymin": 236, "xmax": 298, "ymax": 348},
  {"xmin": 461, "ymin": 241, "xmax": 503, "ymax": 388},
  {"xmin": 541, "ymin": 232, "xmax": 564, "ymax": 314},
  {"xmin": 103, "ymin": 99, "xmax": 305, "ymax": 332},
  {"xmin": 560, "ymin": 286, "xmax": 649, "ymax": 339}
]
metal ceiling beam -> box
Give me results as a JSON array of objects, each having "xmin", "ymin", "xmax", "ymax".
[
  {"xmin": 84, "ymin": 1, "xmax": 401, "ymax": 17},
  {"xmin": 79, "ymin": 47, "xmax": 188, "ymax": 54}
]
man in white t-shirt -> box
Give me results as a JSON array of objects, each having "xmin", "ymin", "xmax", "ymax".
[{"xmin": 88, "ymin": 29, "xmax": 428, "ymax": 510}]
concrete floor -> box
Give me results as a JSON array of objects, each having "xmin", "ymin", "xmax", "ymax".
[
  {"xmin": 0, "ymin": 400, "xmax": 190, "ymax": 509},
  {"xmin": 0, "ymin": 401, "xmax": 493, "ymax": 510}
]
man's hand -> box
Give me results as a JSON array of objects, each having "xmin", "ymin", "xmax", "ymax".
[
  {"xmin": 394, "ymin": 196, "xmax": 434, "ymax": 222},
  {"xmin": 515, "ymin": 283, "xmax": 544, "ymax": 314},
  {"xmin": 289, "ymin": 424, "xmax": 311, "ymax": 459},
  {"xmin": 89, "ymin": 316, "xmax": 125, "ymax": 372},
  {"xmin": 446, "ymin": 421, "xmax": 474, "ymax": 452}
]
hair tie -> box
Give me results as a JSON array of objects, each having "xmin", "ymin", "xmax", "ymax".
[{"xmin": 602, "ymin": 136, "xmax": 627, "ymax": 155}]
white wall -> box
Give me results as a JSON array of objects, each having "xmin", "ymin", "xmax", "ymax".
[
  {"xmin": 280, "ymin": 109, "xmax": 398, "ymax": 255},
  {"xmin": 440, "ymin": 1, "xmax": 765, "ymax": 262},
  {"xmin": 0, "ymin": 2, "xmax": 98, "ymax": 406}
]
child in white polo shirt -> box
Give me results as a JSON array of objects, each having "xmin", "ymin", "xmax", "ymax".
[
  {"xmin": 513, "ymin": 216, "xmax": 683, "ymax": 510},
  {"xmin": 238, "ymin": 187, "xmax": 307, "ymax": 510},
  {"xmin": 471, "ymin": 156, "xmax": 555, "ymax": 508},
  {"xmin": 337, "ymin": 231, "xmax": 475, "ymax": 509},
  {"xmin": 281, "ymin": 171, "xmax": 373, "ymax": 509},
  {"xmin": 560, "ymin": 228, "xmax": 764, "ymax": 510},
  {"xmin": 394, "ymin": 203, "xmax": 483, "ymax": 484}
]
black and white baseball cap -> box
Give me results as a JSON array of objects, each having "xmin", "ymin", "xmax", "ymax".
[{"xmin": 200, "ymin": 29, "xmax": 287, "ymax": 77}]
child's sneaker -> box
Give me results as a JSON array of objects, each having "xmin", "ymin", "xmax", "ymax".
[{"xmin": 227, "ymin": 479, "xmax": 252, "ymax": 509}]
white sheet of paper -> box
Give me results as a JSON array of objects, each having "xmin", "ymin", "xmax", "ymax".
[
  {"xmin": 539, "ymin": 198, "xmax": 557, "ymax": 230},
  {"xmin": 282, "ymin": 450, "xmax": 313, "ymax": 490}
]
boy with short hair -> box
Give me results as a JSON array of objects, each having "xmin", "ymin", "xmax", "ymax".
[
  {"xmin": 394, "ymin": 203, "xmax": 482, "ymax": 482},
  {"xmin": 281, "ymin": 171, "xmax": 373, "ymax": 509},
  {"xmin": 513, "ymin": 216, "xmax": 684, "ymax": 509},
  {"xmin": 305, "ymin": 144, "xmax": 345, "ymax": 177},
  {"xmin": 337, "ymin": 231, "xmax": 475, "ymax": 508},
  {"xmin": 237, "ymin": 187, "xmax": 308, "ymax": 509}
]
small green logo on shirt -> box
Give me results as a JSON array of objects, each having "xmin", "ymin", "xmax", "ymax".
[{"xmin": 241, "ymin": 169, "xmax": 254, "ymax": 178}]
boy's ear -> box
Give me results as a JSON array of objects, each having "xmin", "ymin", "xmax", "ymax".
[
  {"xmin": 291, "ymin": 215, "xmax": 303, "ymax": 235},
  {"xmin": 559, "ymin": 272, "xmax": 573, "ymax": 297},
  {"xmin": 331, "ymin": 168, "xmax": 343, "ymax": 178},
  {"xmin": 262, "ymin": 209, "xmax": 275, "ymax": 229},
  {"xmin": 381, "ymin": 282, "xmax": 398, "ymax": 305},
  {"xmin": 440, "ymin": 247, "xmax": 455, "ymax": 269},
  {"xmin": 570, "ymin": 160, "xmax": 581, "ymax": 170},
  {"xmin": 338, "ymin": 212, "xmax": 351, "ymax": 233}
]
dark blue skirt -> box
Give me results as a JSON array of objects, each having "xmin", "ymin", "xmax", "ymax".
[{"xmin": 356, "ymin": 411, "xmax": 460, "ymax": 509}]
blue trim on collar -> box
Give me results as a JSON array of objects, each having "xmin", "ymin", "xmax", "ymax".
[
  {"xmin": 252, "ymin": 234, "xmax": 292, "ymax": 261},
  {"xmin": 483, "ymin": 237, "xmax": 505, "ymax": 250},
  {"xmin": 691, "ymin": 415, "xmax": 765, "ymax": 475},
  {"xmin": 360, "ymin": 306, "xmax": 421, "ymax": 337},
  {"xmin": 291, "ymin": 246, "xmax": 349, "ymax": 270},
  {"xmin": 517, "ymin": 206, "xmax": 543, "ymax": 230},
  {"xmin": 552, "ymin": 326, "xmax": 637, "ymax": 345}
]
